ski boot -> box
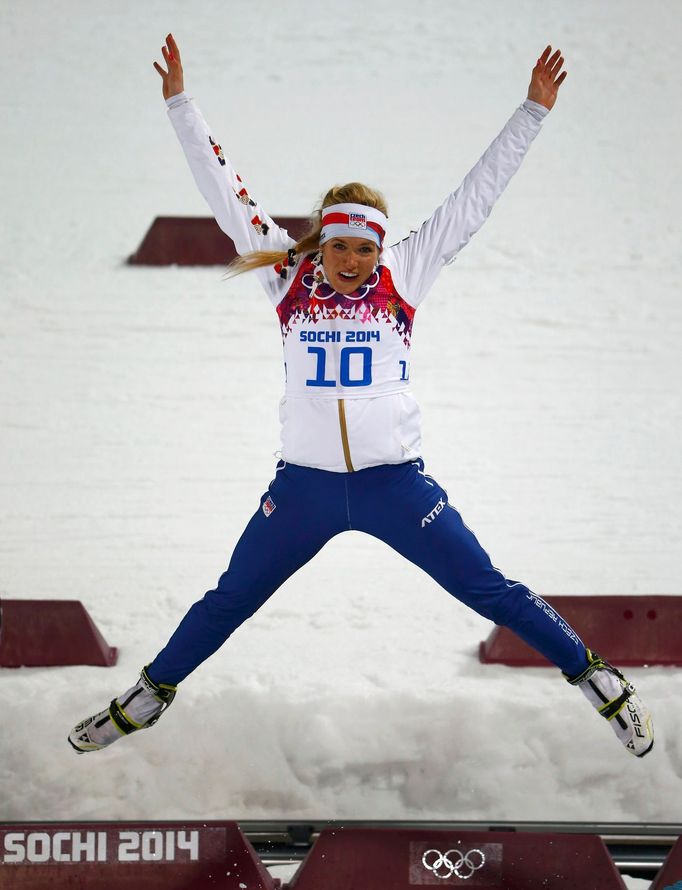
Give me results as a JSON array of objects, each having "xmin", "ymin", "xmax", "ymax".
[
  {"xmin": 565, "ymin": 649, "xmax": 653, "ymax": 757},
  {"xmin": 68, "ymin": 666, "xmax": 176, "ymax": 753}
]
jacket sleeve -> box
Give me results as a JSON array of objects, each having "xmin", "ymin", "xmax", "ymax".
[
  {"xmin": 166, "ymin": 92, "xmax": 295, "ymax": 305},
  {"xmin": 385, "ymin": 99, "xmax": 549, "ymax": 308}
]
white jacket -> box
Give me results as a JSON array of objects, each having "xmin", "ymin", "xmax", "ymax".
[{"xmin": 167, "ymin": 93, "xmax": 548, "ymax": 472}]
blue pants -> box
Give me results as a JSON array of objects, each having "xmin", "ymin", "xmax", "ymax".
[{"xmin": 148, "ymin": 460, "xmax": 588, "ymax": 685}]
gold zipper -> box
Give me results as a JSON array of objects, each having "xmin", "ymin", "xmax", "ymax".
[{"xmin": 337, "ymin": 399, "xmax": 355, "ymax": 472}]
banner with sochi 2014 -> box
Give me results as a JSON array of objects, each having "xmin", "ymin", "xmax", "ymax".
[{"xmin": 0, "ymin": 821, "xmax": 275, "ymax": 889}]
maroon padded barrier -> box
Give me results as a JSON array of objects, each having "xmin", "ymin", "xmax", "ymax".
[
  {"xmin": 650, "ymin": 834, "xmax": 682, "ymax": 889},
  {"xmin": 0, "ymin": 599, "xmax": 117, "ymax": 667},
  {"xmin": 128, "ymin": 216, "xmax": 311, "ymax": 266},
  {"xmin": 0, "ymin": 822, "xmax": 276, "ymax": 890},
  {"xmin": 286, "ymin": 828, "xmax": 625, "ymax": 889},
  {"xmin": 479, "ymin": 595, "xmax": 682, "ymax": 667}
]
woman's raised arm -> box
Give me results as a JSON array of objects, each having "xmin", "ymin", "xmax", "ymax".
[
  {"xmin": 153, "ymin": 33, "xmax": 185, "ymax": 100},
  {"xmin": 385, "ymin": 47, "xmax": 567, "ymax": 308},
  {"xmin": 154, "ymin": 33, "xmax": 295, "ymax": 306}
]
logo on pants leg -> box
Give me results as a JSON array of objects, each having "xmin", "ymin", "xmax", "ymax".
[
  {"xmin": 262, "ymin": 496, "xmax": 276, "ymax": 517},
  {"xmin": 421, "ymin": 498, "xmax": 445, "ymax": 527}
]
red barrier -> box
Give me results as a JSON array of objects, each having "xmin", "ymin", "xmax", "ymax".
[
  {"xmin": 479, "ymin": 595, "xmax": 682, "ymax": 667},
  {"xmin": 650, "ymin": 834, "xmax": 682, "ymax": 889},
  {"xmin": 287, "ymin": 828, "xmax": 625, "ymax": 889},
  {"xmin": 0, "ymin": 599, "xmax": 117, "ymax": 668},
  {"xmin": 0, "ymin": 822, "xmax": 276, "ymax": 890},
  {"xmin": 128, "ymin": 216, "xmax": 312, "ymax": 266}
]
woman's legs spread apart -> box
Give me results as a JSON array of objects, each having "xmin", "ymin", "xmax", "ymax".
[
  {"xmin": 348, "ymin": 459, "xmax": 588, "ymax": 676},
  {"xmin": 147, "ymin": 461, "xmax": 349, "ymax": 685}
]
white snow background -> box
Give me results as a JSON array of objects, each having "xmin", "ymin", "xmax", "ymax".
[{"xmin": 1, "ymin": 3, "xmax": 680, "ymax": 884}]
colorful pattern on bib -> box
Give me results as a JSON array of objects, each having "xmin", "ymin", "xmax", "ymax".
[{"xmin": 276, "ymin": 256, "xmax": 416, "ymax": 346}]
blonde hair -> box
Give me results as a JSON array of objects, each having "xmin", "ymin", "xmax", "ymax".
[{"xmin": 226, "ymin": 182, "xmax": 388, "ymax": 277}]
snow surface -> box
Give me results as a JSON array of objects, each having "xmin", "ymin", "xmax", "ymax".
[{"xmin": 1, "ymin": 2, "xmax": 681, "ymax": 881}]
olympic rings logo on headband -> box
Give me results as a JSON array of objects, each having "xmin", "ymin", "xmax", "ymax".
[{"xmin": 421, "ymin": 847, "xmax": 486, "ymax": 880}]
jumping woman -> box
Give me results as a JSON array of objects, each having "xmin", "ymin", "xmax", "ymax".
[{"xmin": 69, "ymin": 35, "xmax": 653, "ymax": 758}]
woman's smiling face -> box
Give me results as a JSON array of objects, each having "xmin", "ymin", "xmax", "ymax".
[{"xmin": 320, "ymin": 237, "xmax": 380, "ymax": 294}]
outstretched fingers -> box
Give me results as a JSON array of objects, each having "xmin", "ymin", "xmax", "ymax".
[
  {"xmin": 153, "ymin": 32, "xmax": 185, "ymax": 99},
  {"xmin": 537, "ymin": 46, "xmax": 567, "ymax": 86},
  {"xmin": 528, "ymin": 44, "xmax": 567, "ymax": 110},
  {"xmin": 538, "ymin": 45, "xmax": 552, "ymax": 66},
  {"xmin": 547, "ymin": 49, "xmax": 562, "ymax": 68},
  {"xmin": 167, "ymin": 33, "xmax": 181, "ymax": 62},
  {"xmin": 155, "ymin": 33, "xmax": 180, "ymax": 75},
  {"xmin": 549, "ymin": 52, "xmax": 565, "ymax": 79}
]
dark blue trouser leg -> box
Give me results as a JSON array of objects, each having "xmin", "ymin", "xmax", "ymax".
[
  {"xmin": 148, "ymin": 458, "xmax": 588, "ymax": 686},
  {"xmin": 147, "ymin": 463, "xmax": 347, "ymax": 685},
  {"xmin": 350, "ymin": 460, "xmax": 588, "ymax": 677}
]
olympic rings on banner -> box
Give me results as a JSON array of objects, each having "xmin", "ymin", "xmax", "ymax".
[{"xmin": 421, "ymin": 847, "xmax": 486, "ymax": 880}]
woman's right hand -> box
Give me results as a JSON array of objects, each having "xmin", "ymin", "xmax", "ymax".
[{"xmin": 153, "ymin": 33, "xmax": 184, "ymax": 100}]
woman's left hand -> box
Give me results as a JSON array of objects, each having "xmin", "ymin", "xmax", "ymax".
[{"xmin": 528, "ymin": 46, "xmax": 567, "ymax": 110}]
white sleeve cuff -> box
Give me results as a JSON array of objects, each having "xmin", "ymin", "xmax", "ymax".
[
  {"xmin": 522, "ymin": 98, "xmax": 550, "ymax": 121},
  {"xmin": 165, "ymin": 91, "xmax": 191, "ymax": 109}
]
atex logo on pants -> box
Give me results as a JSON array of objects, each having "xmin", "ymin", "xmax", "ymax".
[{"xmin": 421, "ymin": 498, "xmax": 445, "ymax": 527}]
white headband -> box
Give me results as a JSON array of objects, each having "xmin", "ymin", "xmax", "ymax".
[{"xmin": 319, "ymin": 203, "xmax": 387, "ymax": 248}]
